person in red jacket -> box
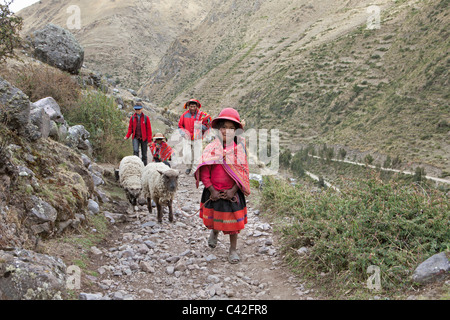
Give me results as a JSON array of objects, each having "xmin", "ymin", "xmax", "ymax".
[
  {"xmin": 178, "ymin": 99, "xmax": 211, "ymax": 175},
  {"xmin": 124, "ymin": 102, "xmax": 152, "ymax": 165}
]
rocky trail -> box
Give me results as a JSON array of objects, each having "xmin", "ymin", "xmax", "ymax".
[{"xmin": 79, "ymin": 164, "xmax": 316, "ymax": 301}]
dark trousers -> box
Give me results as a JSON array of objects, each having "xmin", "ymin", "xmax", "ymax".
[
  {"xmin": 154, "ymin": 158, "xmax": 171, "ymax": 168},
  {"xmin": 133, "ymin": 138, "xmax": 148, "ymax": 166}
]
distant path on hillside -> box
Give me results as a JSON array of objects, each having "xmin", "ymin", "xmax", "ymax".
[{"xmin": 307, "ymin": 155, "xmax": 450, "ymax": 185}]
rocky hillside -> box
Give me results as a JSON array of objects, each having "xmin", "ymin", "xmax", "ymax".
[
  {"xmin": 139, "ymin": 0, "xmax": 449, "ymax": 175},
  {"xmin": 18, "ymin": 0, "xmax": 213, "ymax": 89}
]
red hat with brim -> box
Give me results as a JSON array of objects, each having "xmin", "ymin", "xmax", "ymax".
[
  {"xmin": 211, "ymin": 108, "xmax": 243, "ymax": 130},
  {"xmin": 183, "ymin": 99, "xmax": 202, "ymax": 109}
]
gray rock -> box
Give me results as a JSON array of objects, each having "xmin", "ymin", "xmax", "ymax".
[
  {"xmin": 140, "ymin": 261, "xmax": 155, "ymax": 273},
  {"xmin": 29, "ymin": 107, "xmax": 51, "ymax": 139},
  {"xmin": 28, "ymin": 195, "xmax": 58, "ymax": 225},
  {"xmin": 29, "ymin": 24, "xmax": 84, "ymax": 74},
  {"xmin": 90, "ymin": 172, "xmax": 104, "ymax": 187},
  {"xmin": 0, "ymin": 77, "xmax": 32, "ymax": 138},
  {"xmin": 205, "ymin": 254, "xmax": 217, "ymax": 262},
  {"xmin": 0, "ymin": 249, "xmax": 67, "ymax": 300},
  {"xmin": 79, "ymin": 293, "xmax": 103, "ymax": 300},
  {"xmin": 412, "ymin": 252, "xmax": 450, "ymax": 284},
  {"xmin": 88, "ymin": 199, "xmax": 100, "ymax": 214},
  {"xmin": 297, "ymin": 247, "xmax": 309, "ymax": 256},
  {"xmin": 48, "ymin": 120, "xmax": 60, "ymax": 140},
  {"xmin": 166, "ymin": 266, "xmax": 175, "ymax": 275},
  {"xmin": 90, "ymin": 246, "xmax": 102, "ymax": 256},
  {"xmin": 56, "ymin": 219, "xmax": 73, "ymax": 234},
  {"xmin": 80, "ymin": 154, "xmax": 91, "ymax": 168},
  {"xmin": 66, "ymin": 125, "xmax": 90, "ymax": 149},
  {"xmin": 31, "ymin": 97, "xmax": 64, "ymax": 124}
]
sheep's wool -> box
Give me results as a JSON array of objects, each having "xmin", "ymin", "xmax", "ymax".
[
  {"xmin": 141, "ymin": 162, "xmax": 178, "ymax": 205},
  {"xmin": 119, "ymin": 155, "xmax": 144, "ymax": 189}
]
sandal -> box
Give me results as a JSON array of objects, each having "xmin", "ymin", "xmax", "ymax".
[
  {"xmin": 208, "ymin": 230, "xmax": 218, "ymax": 248},
  {"xmin": 228, "ymin": 251, "xmax": 240, "ymax": 264}
]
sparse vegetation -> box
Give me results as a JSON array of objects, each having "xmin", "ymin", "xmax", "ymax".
[
  {"xmin": 0, "ymin": 63, "xmax": 81, "ymax": 113},
  {"xmin": 260, "ymin": 173, "xmax": 449, "ymax": 298}
]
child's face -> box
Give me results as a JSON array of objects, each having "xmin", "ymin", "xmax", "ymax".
[
  {"xmin": 155, "ymin": 139, "xmax": 163, "ymax": 145},
  {"xmin": 219, "ymin": 120, "xmax": 236, "ymax": 144}
]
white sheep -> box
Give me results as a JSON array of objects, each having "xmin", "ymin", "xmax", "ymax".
[
  {"xmin": 141, "ymin": 162, "xmax": 179, "ymax": 223},
  {"xmin": 118, "ymin": 155, "xmax": 144, "ymax": 208}
]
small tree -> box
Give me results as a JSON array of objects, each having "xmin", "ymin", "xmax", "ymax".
[
  {"xmin": 338, "ymin": 148, "xmax": 347, "ymax": 160},
  {"xmin": 279, "ymin": 148, "xmax": 292, "ymax": 169},
  {"xmin": 0, "ymin": 0, "xmax": 23, "ymax": 64},
  {"xmin": 413, "ymin": 167, "xmax": 426, "ymax": 183},
  {"xmin": 383, "ymin": 155, "xmax": 391, "ymax": 168},
  {"xmin": 364, "ymin": 154, "xmax": 374, "ymax": 165},
  {"xmin": 290, "ymin": 152, "xmax": 305, "ymax": 178}
]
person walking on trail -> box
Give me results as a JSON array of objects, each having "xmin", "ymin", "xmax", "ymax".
[
  {"xmin": 124, "ymin": 102, "xmax": 152, "ymax": 166},
  {"xmin": 194, "ymin": 108, "xmax": 250, "ymax": 264},
  {"xmin": 178, "ymin": 99, "xmax": 212, "ymax": 175},
  {"xmin": 150, "ymin": 133, "xmax": 173, "ymax": 167}
]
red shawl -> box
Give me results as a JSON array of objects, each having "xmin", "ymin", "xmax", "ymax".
[{"xmin": 194, "ymin": 137, "xmax": 250, "ymax": 196}]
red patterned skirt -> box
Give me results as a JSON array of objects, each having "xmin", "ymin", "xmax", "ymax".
[{"xmin": 199, "ymin": 188, "xmax": 247, "ymax": 235}]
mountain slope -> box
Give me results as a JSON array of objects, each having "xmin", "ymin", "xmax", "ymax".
[
  {"xmin": 17, "ymin": 0, "xmax": 449, "ymax": 173},
  {"xmin": 138, "ymin": 0, "xmax": 449, "ymax": 173}
]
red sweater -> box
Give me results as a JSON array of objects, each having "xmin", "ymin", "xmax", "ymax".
[
  {"xmin": 126, "ymin": 113, "xmax": 152, "ymax": 142},
  {"xmin": 200, "ymin": 165, "xmax": 236, "ymax": 191}
]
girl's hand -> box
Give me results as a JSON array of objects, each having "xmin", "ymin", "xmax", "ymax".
[
  {"xmin": 220, "ymin": 185, "xmax": 239, "ymax": 201},
  {"xmin": 208, "ymin": 186, "xmax": 222, "ymax": 201}
]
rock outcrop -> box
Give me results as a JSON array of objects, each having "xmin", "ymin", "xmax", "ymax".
[{"xmin": 0, "ymin": 249, "xmax": 67, "ymax": 300}]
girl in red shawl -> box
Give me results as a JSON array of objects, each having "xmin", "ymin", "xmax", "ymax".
[{"xmin": 194, "ymin": 108, "xmax": 250, "ymax": 264}]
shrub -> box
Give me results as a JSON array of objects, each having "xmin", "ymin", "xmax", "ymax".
[
  {"xmin": 280, "ymin": 149, "xmax": 292, "ymax": 169},
  {"xmin": 67, "ymin": 91, "xmax": 132, "ymax": 163},
  {"xmin": 260, "ymin": 173, "xmax": 449, "ymax": 295},
  {"xmin": 290, "ymin": 152, "xmax": 305, "ymax": 178}
]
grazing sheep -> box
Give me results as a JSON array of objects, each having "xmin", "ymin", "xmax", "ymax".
[
  {"xmin": 118, "ymin": 155, "xmax": 144, "ymax": 208},
  {"xmin": 141, "ymin": 162, "xmax": 179, "ymax": 223}
]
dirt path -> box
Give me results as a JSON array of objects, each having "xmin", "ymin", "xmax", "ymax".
[{"xmin": 81, "ymin": 164, "xmax": 315, "ymax": 300}]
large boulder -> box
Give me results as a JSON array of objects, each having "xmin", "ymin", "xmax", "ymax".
[
  {"xmin": 29, "ymin": 23, "xmax": 84, "ymax": 74},
  {"xmin": 0, "ymin": 249, "xmax": 67, "ymax": 300}
]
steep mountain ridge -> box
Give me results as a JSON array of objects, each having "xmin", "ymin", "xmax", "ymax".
[{"xmin": 18, "ymin": 0, "xmax": 214, "ymax": 88}]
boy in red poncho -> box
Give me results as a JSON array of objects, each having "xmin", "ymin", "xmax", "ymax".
[
  {"xmin": 149, "ymin": 133, "xmax": 173, "ymax": 167},
  {"xmin": 194, "ymin": 108, "xmax": 250, "ymax": 264}
]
